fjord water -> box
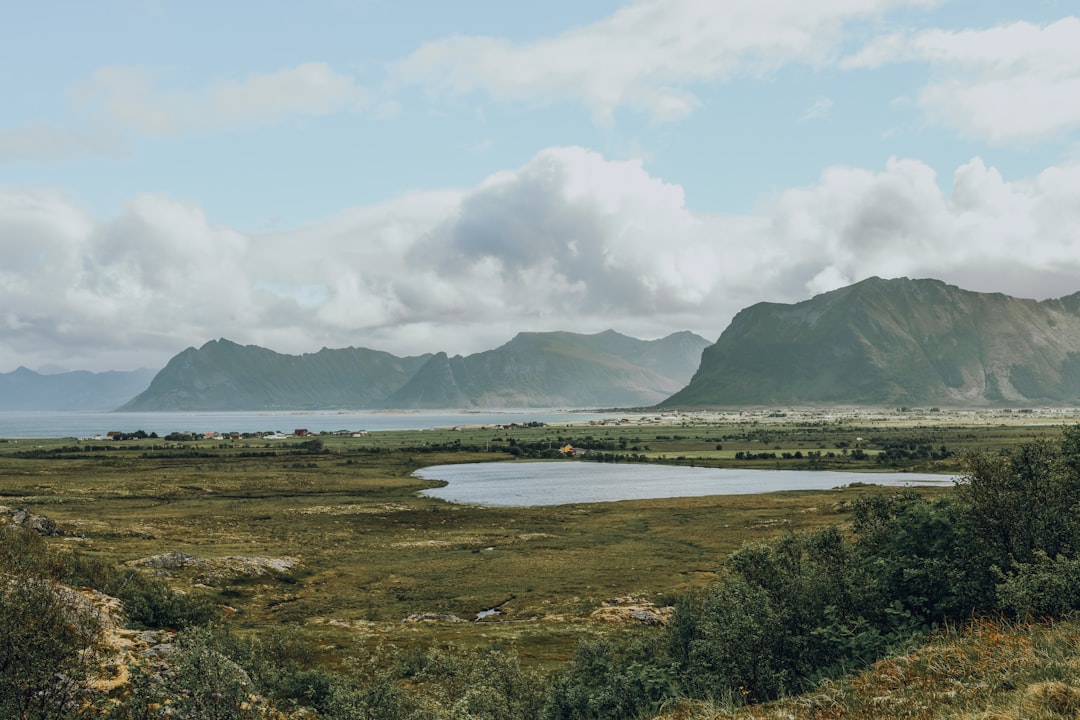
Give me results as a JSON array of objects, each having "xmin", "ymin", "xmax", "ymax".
[
  {"xmin": 0, "ymin": 409, "xmax": 621, "ymax": 439},
  {"xmin": 415, "ymin": 462, "xmax": 955, "ymax": 506}
]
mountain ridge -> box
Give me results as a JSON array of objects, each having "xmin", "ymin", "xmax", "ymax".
[
  {"xmin": 121, "ymin": 330, "xmax": 710, "ymax": 411},
  {"xmin": 661, "ymin": 276, "xmax": 1080, "ymax": 408},
  {"xmin": 384, "ymin": 330, "xmax": 708, "ymax": 408}
]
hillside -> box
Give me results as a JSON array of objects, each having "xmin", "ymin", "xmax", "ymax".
[
  {"xmin": 383, "ymin": 330, "xmax": 709, "ymax": 408},
  {"xmin": 655, "ymin": 616, "xmax": 1080, "ymax": 720},
  {"xmin": 662, "ymin": 277, "xmax": 1080, "ymax": 407},
  {"xmin": 0, "ymin": 367, "xmax": 157, "ymax": 411},
  {"xmin": 120, "ymin": 339, "xmax": 432, "ymax": 411},
  {"xmin": 121, "ymin": 330, "xmax": 709, "ymax": 411}
]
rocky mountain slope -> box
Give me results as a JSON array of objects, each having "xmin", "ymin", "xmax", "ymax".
[{"xmin": 662, "ymin": 277, "xmax": 1080, "ymax": 407}]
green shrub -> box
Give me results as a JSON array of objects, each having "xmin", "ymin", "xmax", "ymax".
[
  {"xmin": 0, "ymin": 548, "xmax": 102, "ymax": 716},
  {"xmin": 545, "ymin": 636, "xmax": 676, "ymax": 720},
  {"xmin": 996, "ymin": 551, "xmax": 1080, "ymax": 619}
]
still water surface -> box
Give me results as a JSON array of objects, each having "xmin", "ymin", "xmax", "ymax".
[{"xmin": 415, "ymin": 462, "xmax": 956, "ymax": 506}]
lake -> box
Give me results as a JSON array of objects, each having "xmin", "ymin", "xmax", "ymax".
[
  {"xmin": 415, "ymin": 462, "xmax": 957, "ymax": 506},
  {"xmin": 0, "ymin": 409, "xmax": 628, "ymax": 439}
]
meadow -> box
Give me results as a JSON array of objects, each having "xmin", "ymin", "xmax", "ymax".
[{"xmin": 2, "ymin": 411, "xmax": 1077, "ymax": 718}]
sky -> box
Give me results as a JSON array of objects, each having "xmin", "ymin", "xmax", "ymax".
[{"xmin": 3, "ymin": 0, "xmax": 1080, "ymax": 373}]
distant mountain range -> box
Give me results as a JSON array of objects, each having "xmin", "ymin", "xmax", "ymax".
[
  {"xmin": 662, "ymin": 277, "xmax": 1080, "ymax": 408},
  {"xmin": 12, "ymin": 278, "xmax": 1080, "ymax": 412},
  {"xmin": 120, "ymin": 330, "xmax": 711, "ymax": 411},
  {"xmin": 0, "ymin": 367, "xmax": 157, "ymax": 411}
]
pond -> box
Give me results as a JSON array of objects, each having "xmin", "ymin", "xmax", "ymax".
[{"xmin": 414, "ymin": 461, "xmax": 956, "ymax": 506}]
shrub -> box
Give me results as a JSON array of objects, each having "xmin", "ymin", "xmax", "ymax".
[
  {"xmin": 0, "ymin": 528, "xmax": 103, "ymax": 720},
  {"xmin": 545, "ymin": 636, "xmax": 676, "ymax": 720}
]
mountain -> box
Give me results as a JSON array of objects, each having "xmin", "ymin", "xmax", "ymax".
[
  {"xmin": 121, "ymin": 330, "xmax": 710, "ymax": 411},
  {"xmin": 383, "ymin": 330, "xmax": 710, "ymax": 408},
  {"xmin": 0, "ymin": 367, "xmax": 157, "ymax": 411},
  {"xmin": 661, "ymin": 277, "xmax": 1080, "ymax": 408},
  {"xmin": 120, "ymin": 339, "xmax": 432, "ymax": 411}
]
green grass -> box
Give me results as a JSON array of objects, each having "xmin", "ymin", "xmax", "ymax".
[
  {"xmin": 658, "ymin": 615, "xmax": 1080, "ymax": 720},
  {"xmin": 0, "ymin": 418, "xmax": 1069, "ymax": 669}
]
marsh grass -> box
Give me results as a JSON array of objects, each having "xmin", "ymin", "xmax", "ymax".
[{"xmin": 0, "ymin": 419, "xmax": 1055, "ymax": 669}]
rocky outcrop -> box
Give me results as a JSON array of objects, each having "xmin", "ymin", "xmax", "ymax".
[
  {"xmin": 590, "ymin": 596, "xmax": 674, "ymax": 626},
  {"xmin": 403, "ymin": 611, "xmax": 466, "ymax": 623},
  {"xmin": 128, "ymin": 553, "xmax": 301, "ymax": 584},
  {"xmin": 0, "ymin": 506, "xmax": 69, "ymax": 536}
]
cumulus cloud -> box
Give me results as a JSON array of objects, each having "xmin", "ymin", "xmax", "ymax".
[
  {"xmin": 71, "ymin": 62, "xmax": 367, "ymax": 136},
  {"xmin": 3, "ymin": 147, "xmax": 1080, "ymax": 372},
  {"xmin": 393, "ymin": 0, "xmax": 934, "ymax": 125},
  {"xmin": 843, "ymin": 17, "xmax": 1080, "ymax": 143}
]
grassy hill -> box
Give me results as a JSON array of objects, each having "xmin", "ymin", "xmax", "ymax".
[
  {"xmin": 663, "ymin": 277, "xmax": 1080, "ymax": 407},
  {"xmin": 384, "ymin": 329, "xmax": 709, "ymax": 408},
  {"xmin": 656, "ymin": 616, "xmax": 1080, "ymax": 720},
  {"xmin": 121, "ymin": 339, "xmax": 431, "ymax": 410}
]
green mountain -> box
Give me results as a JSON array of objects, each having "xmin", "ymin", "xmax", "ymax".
[
  {"xmin": 383, "ymin": 330, "xmax": 710, "ymax": 408},
  {"xmin": 120, "ymin": 339, "xmax": 432, "ymax": 411},
  {"xmin": 123, "ymin": 331, "xmax": 709, "ymax": 411},
  {"xmin": 0, "ymin": 367, "xmax": 157, "ymax": 411},
  {"xmin": 662, "ymin": 277, "xmax": 1080, "ymax": 408}
]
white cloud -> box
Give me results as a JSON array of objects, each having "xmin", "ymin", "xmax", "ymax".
[
  {"xmin": 3, "ymin": 147, "xmax": 1080, "ymax": 372},
  {"xmin": 843, "ymin": 17, "xmax": 1080, "ymax": 143},
  {"xmin": 393, "ymin": 0, "xmax": 934, "ymax": 125},
  {"xmin": 0, "ymin": 124, "xmax": 124, "ymax": 163},
  {"xmin": 800, "ymin": 96, "xmax": 835, "ymax": 121},
  {"xmin": 72, "ymin": 62, "xmax": 367, "ymax": 136}
]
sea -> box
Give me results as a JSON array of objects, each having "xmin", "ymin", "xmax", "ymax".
[{"xmin": 0, "ymin": 409, "xmax": 633, "ymax": 439}]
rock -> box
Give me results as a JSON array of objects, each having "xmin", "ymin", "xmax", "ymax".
[
  {"xmin": 138, "ymin": 642, "xmax": 176, "ymax": 660},
  {"xmin": 134, "ymin": 552, "xmax": 204, "ymax": 570},
  {"xmin": 0, "ymin": 506, "xmax": 68, "ymax": 536},
  {"xmin": 630, "ymin": 608, "xmax": 667, "ymax": 626},
  {"xmin": 129, "ymin": 553, "xmax": 300, "ymax": 582},
  {"xmin": 590, "ymin": 597, "xmax": 674, "ymax": 626},
  {"xmin": 403, "ymin": 612, "xmax": 465, "ymax": 623}
]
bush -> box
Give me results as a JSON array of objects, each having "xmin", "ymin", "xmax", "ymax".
[
  {"xmin": 114, "ymin": 625, "xmax": 260, "ymax": 720},
  {"xmin": 0, "ymin": 528, "xmax": 103, "ymax": 720},
  {"xmin": 996, "ymin": 551, "xmax": 1080, "ymax": 619},
  {"xmin": 545, "ymin": 637, "xmax": 676, "ymax": 720}
]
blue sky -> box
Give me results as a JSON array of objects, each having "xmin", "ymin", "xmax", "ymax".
[{"xmin": 3, "ymin": 0, "xmax": 1080, "ymax": 372}]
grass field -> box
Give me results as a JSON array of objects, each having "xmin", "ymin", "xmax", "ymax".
[{"xmin": 0, "ymin": 414, "xmax": 1071, "ymax": 670}]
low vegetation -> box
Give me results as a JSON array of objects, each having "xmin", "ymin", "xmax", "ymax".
[{"xmin": 2, "ymin": 416, "xmax": 1080, "ymax": 717}]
